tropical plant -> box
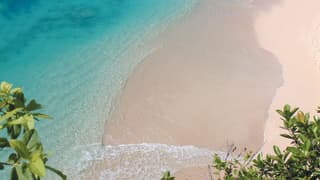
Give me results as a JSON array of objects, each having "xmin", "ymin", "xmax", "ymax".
[
  {"xmin": 163, "ymin": 104, "xmax": 320, "ymax": 179},
  {"xmin": 212, "ymin": 104, "xmax": 320, "ymax": 179},
  {"xmin": 0, "ymin": 81, "xmax": 66, "ymax": 179},
  {"xmin": 161, "ymin": 171, "xmax": 174, "ymax": 180}
]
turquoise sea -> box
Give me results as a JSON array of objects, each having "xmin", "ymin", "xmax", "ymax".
[{"xmin": 0, "ymin": 0, "xmax": 209, "ymax": 179}]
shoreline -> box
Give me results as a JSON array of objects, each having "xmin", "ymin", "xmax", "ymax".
[
  {"xmin": 104, "ymin": 0, "xmax": 282, "ymax": 152},
  {"xmin": 98, "ymin": 0, "xmax": 320, "ymax": 178}
]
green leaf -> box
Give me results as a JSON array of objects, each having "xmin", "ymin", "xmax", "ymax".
[
  {"xmin": 46, "ymin": 165, "xmax": 67, "ymax": 180},
  {"xmin": 0, "ymin": 81, "xmax": 12, "ymax": 94},
  {"xmin": 0, "ymin": 137, "xmax": 9, "ymax": 148},
  {"xmin": 287, "ymin": 147, "xmax": 301, "ymax": 155},
  {"xmin": 11, "ymin": 88, "xmax": 23, "ymax": 95},
  {"xmin": 273, "ymin": 146, "xmax": 282, "ymax": 157},
  {"xmin": 12, "ymin": 89, "xmax": 26, "ymax": 108},
  {"xmin": 0, "ymin": 101, "xmax": 6, "ymax": 109},
  {"xmin": 0, "ymin": 108, "xmax": 23, "ymax": 122},
  {"xmin": 25, "ymin": 116, "xmax": 35, "ymax": 130},
  {"xmin": 213, "ymin": 154, "xmax": 222, "ymax": 164},
  {"xmin": 303, "ymin": 139, "xmax": 311, "ymax": 152},
  {"xmin": 161, "ymin": 171, "xmax": 174, "ymax": 180},
  {"xmin": 297, "ymin": 111, "xmax": 306, "ymax": 123},
  {"xmin": 22, "ymin": 130, "xmax": 41, "ymax": 151},
  {"xmin": 26, "ymin": 100, "xmax": 42, "ymax": 111},
  {"xmin": 297, "ymin": 134, "xmax": 308, "ymax": 143},
  {"xmin": 10, "ymin": 167, "xmax": 18, "ymax": 180},
  {"xmin": 33, "ymin": 113, "xmax": 52, "ymax": 120},
  {"xmin": 8, "ymin": 125, "xmax": 22, "ymax": 139},
  {"xmin": 9, "ymin": 140, "xmax": 30, "ymax": 159},
  {"xmin": 291, "ymin": 107, "xmax": 299, "ymax": 116},
  {"xmin": 29, "ymin": 153, "xmax": 46, "ymax": 177},
  {"xmin": 312, "ymin": 126, "xmax": 318, "ymax": 137},
  {"xmin": 0, "ymin": 81, "xmax": 64, "ymax": 179},
  {"xmin": 9, "ymin": 115, "xmax": 35, "ymax": 130},
  {"xmin": 284, "ymin": 104, "xmax": 291, "ymax": 113},
  {"xmin": 8, "ymin": 116, "xmax": 25, "ymax": 125},
  {"xmin": 276, "ymin": 110, "xmax": 286, "ymax": 118},
  {"xmin": 12, "ymin": 98, "xmax": 25, "ymax": 108},
  {"xmin": 16, "ymin": 165, "xmax": 33, "ymax": 180},
  {"xmin": 280, "ymin": 134, "xmax": 293, "ymax": 140}
]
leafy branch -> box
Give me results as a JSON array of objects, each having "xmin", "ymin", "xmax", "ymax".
[
  {"xmin": 212, "ymin": 105, "xmax": 320, "ymax": 179},
  {"xmin": 0, "ymin": 81, "xmax": 66, "ymax": 180},
  {"xmin": 163, "ymin": 104, "xmax": 320, "ymax": 179}
]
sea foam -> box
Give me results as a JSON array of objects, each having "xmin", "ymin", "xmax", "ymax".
[{"xmin": 62, "ymin": 143, "xmax": 224, "ymax": 180}]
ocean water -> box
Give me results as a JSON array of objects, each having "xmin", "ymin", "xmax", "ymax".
[{"xmin": 0, "ymin": 0, "xmax": 213, "ymax": 179}]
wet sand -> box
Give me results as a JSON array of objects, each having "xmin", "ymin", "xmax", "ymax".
[{"xmin": 103, "ymin": 0, "xmax": 282, "ymax": 152}]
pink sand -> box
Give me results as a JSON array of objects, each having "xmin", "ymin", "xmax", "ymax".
[
  {"xmin": 254, "ymin": 0, "xmax": 320, "ymax": 153},
  {"xmin": 103, "ymin": 0, "xmax": 282, "ymax": 152},
  {"xmin": 100, "ymin": 0, "xmax": 320, "ymax": 178}
]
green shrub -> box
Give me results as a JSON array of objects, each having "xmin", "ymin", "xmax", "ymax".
[
  {"xmin": 161, "ymin": 171, "xmax": 174, "ymax": 180},
  {"xmin": 0, "ymin": 81, "xmax": 66, "ymax": 180},
  {"xmin": 163, "ymin": 104, "xmax": 320, "ymax": 179},
  {"xmin": 213, "ymin": 104, "xmax": 320, "ymax": 179}
]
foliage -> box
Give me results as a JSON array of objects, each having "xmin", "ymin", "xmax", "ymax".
[
  {"xmin": 212, "ymin": 104, "xmax": 320, "ymax": 179},
  {"xmin": 0, "ymin": 81, "xmax": 66, "ymax": 180},
  {"xmin": 161, "ymin": 171, "xmax": 174, "ymax": 180}
]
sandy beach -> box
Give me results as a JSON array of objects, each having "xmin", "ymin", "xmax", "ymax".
[
  {"xmin": 104, "ymin": 0, "xmax": 282, "ymax": 152},
  {"xmin": 101, "ymin": 0, "xmax": 320, "ymax": 178},
  {"xmin": 176, "ymin": 0, "xmax": 320, "ymax": 178},
  {"xmin": 254, "ymin": 0, "xmax": 320, "ymax": 153}
]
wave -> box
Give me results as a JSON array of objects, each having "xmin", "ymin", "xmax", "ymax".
[{"xmin": 61, "ymin": 143, "xmax": 225, "ymax": 180}]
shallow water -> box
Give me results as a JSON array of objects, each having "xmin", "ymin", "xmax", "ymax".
[
  {"xmin": 66, "ymin": 143, "xmax": 223, "ymax": 180},
  {"xmin": 0, "ymin": 0, "xmax": 199, "ymax": 178}
]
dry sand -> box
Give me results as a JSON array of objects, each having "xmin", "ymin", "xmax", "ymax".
[
  {"xmin": 254, "ymin": 0, "xmax": 320, "ymax": 153},
  {"xmin": 103, "ymin": 0, "xmax": 282, "ymax": 152},
  {"xmin": 175, "ymin": 0, "xmax": 320, "ymax": 177}
]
